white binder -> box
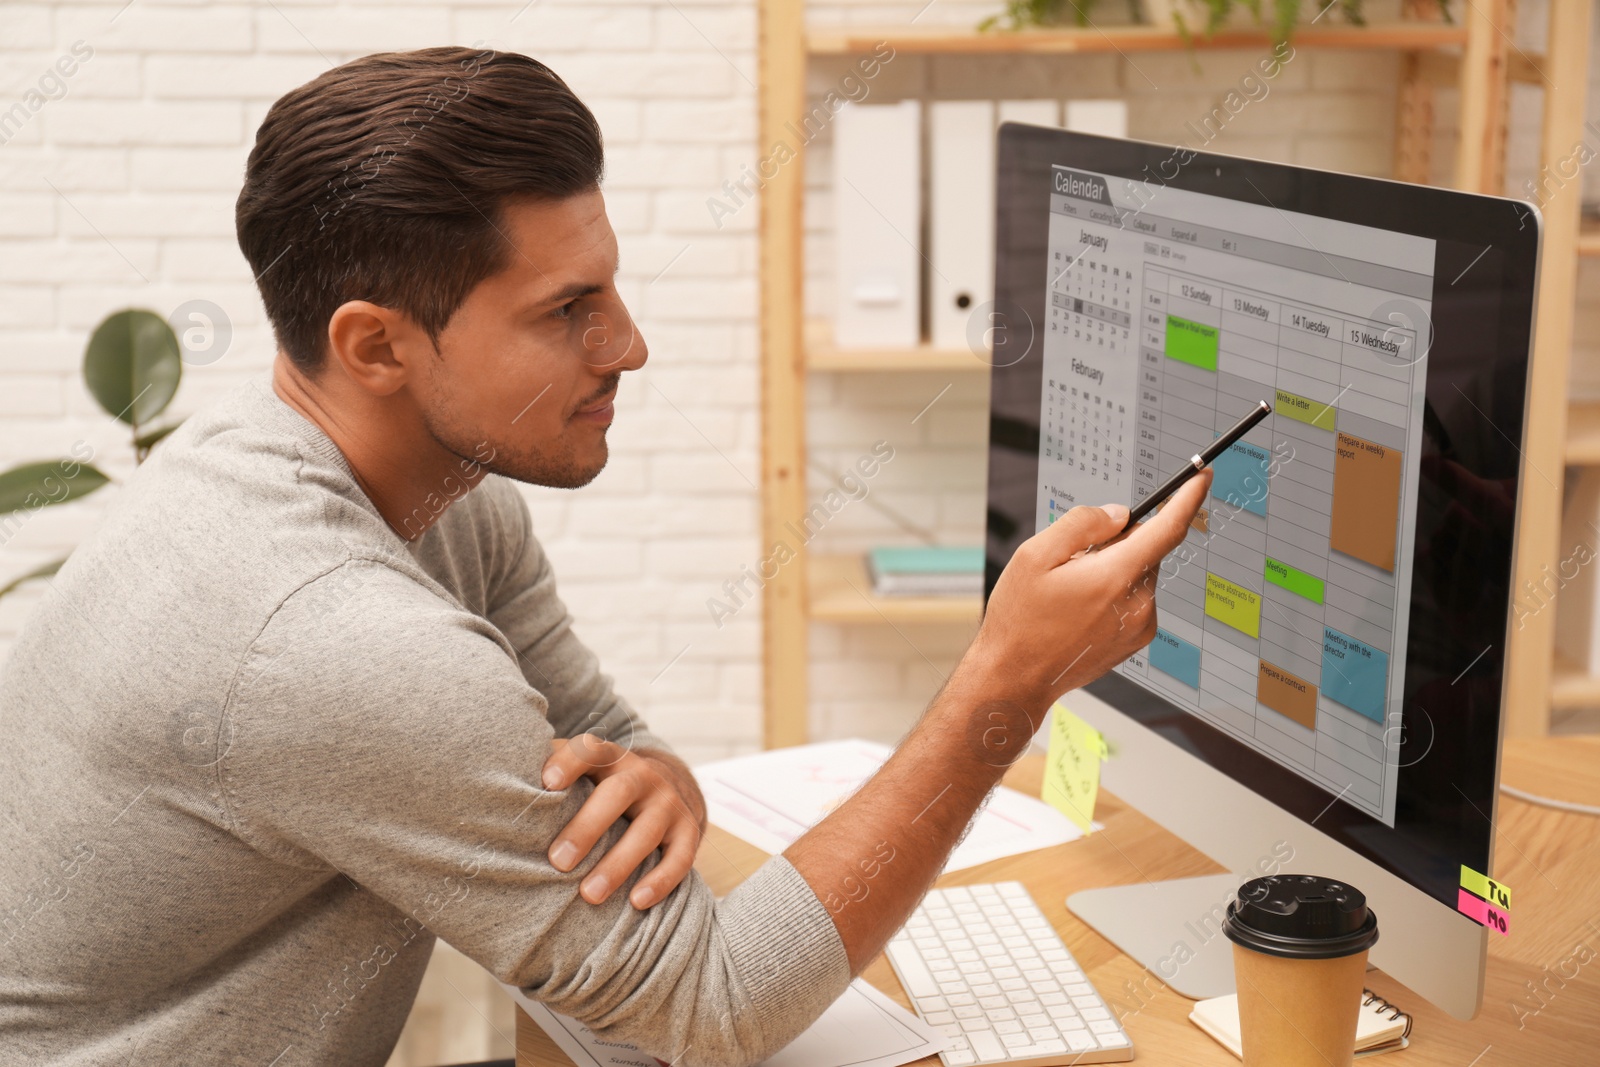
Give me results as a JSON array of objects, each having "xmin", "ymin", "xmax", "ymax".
[
  {"xmin": 997, "ymin": 99, "xmax": 1060, "ymax": 128},
  {"xmin": 930, "ymin": 100, "xmax": 996, "ymax": 352},
  {"xmin": 833, "ymin": 100, "xmax": 922, "ymax": 349},
  {"xmin": 1065, "ymin": 99, "xmax": 1129, "ymax": 138}
]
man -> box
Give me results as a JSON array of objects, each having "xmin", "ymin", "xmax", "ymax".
[{"xmin": 0, "ymin": 47, "xmax": 1208, "ymax": 1067}]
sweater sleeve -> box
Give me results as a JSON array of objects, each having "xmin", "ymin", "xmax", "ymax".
[
  {"xmin": 220, "ymin": 559, "xmax": 850, "ymax": 1067},
  {"xmin": 479, "ymin": 477, "xmax": 673, "ymax": 759}
]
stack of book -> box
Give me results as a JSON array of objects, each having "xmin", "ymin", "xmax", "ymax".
[{"xmin": 866, "ymin": 546, "xmax": 983, "ymax": 597}]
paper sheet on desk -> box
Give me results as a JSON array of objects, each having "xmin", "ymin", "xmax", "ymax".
[
  {"xmin": 506, "ymin": 978, "xmax": 946, "ymax": 1067},
  {"xmin": 696, "ymin": 739, "xmax": 1087, "ymax": 872}
]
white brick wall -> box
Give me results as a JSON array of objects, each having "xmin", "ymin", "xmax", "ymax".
[
  {"xmin": 0, "ymin": 0, "xmax": 773, "ymax": 767},
  {"xmin": 1, "ymin": 0, "xmax": 1593, "ymax": 762}
]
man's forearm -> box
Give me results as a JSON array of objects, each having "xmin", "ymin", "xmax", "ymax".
[{"xmin": 784, "ymin": 652, "xmax": 1040, "ymax": 973}]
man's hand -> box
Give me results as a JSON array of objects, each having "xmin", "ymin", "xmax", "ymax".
[
  {"xmin": 787, "ymin": 475, "xmax": 1210, "ymax": 975},
  {"xmin": 542, "ymin": 736, "xmax": 706, "ymax": 909},
  {"xmin": 968, "ymin": 470, "xmax": 1211, "ymax": 716}
]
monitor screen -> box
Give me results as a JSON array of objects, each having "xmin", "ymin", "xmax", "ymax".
[{"xmin": 985, "ymin": 127, "xmax": 1539, "ymax": 915}]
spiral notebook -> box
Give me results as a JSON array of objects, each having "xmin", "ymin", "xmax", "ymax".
[{"xmin": 1189, "ymin": 988, "xmax": 1413, "ymax": 1059}]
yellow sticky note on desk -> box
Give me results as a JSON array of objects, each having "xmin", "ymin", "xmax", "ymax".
[{"xmin": 1042, "ymin": 704, "xmax": 1108, "ymax": 834}]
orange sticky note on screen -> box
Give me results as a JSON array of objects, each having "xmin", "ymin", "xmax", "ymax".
[{"xmin": 1042, "ymin": 704, "xmax": 1108, "ymax": 834}]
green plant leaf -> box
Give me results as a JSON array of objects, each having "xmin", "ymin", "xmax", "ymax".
[
  {"xmin": 1274, "ymin": 0, "xmax": 1300, "ymax": 41},
  {"xmin": 0, "ymin": 555, "xmax": 68, "ymax": 600},
  {"xmin": 984, "ymin": 0, "xmax": 1093, "ymax": 29},
  {"xmin": 0, "ymin": 460, "xmax": 111, "ymax": 513},
  {"xmin": 83, "ymin": 309, "xmax": 182, "ymax": 426},
  {"xmin": 1171, "ymin": 9, "xmax": 1201, "ymax": 63},
  {"xmin": 1205, "ymin": 0, "xmax": 1229, "ymax": 35},
  {"xmin": 133, "ymin": 419, "xmax": 185, "ymax": 450}
]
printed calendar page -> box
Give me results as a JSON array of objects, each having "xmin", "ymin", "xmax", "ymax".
[
  {"xmin": 1041, "ymin": 253, "xmax": 1135, "ymax": 486},
  {"xmin": 1036, "ymin": 165, "xmax": 1437, "ymax": 827}
]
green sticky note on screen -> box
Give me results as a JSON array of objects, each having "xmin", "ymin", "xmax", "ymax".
[{"xmin": 1042, "ymin": 703, "xmax": 1108, "ymax": 834}]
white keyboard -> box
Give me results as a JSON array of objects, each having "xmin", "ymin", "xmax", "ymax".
[{"xmin": 885, "ymin": 882, "xmax": 1133, "ymax": 1066}]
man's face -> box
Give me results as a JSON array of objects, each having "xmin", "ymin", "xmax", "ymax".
[{"xmin": 414, "ymin": 188, "xmax": 645, "ymax": 489}]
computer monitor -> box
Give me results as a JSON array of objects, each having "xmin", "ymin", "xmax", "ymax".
[{"xmin": 983, "ymin": 124, "xmax": 1540, "ymax": 1020}]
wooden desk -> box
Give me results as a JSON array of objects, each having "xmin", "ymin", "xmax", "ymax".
[{"xmin": 517, "ymin": 746, "xmax": 1600, "ymax": 1065}]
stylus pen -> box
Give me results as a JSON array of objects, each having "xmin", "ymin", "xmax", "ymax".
[{"xmin": 1122, "ymin": 399, "xmax": 1273, "ymax": 533}]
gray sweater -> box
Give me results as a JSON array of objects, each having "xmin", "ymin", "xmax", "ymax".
[{"xmin": 0, "ymin": 373, "xmax": 850, "ymax": 1066}]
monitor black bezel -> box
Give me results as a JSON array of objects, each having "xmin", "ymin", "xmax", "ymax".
[{"xmin": 984, "ymin": 124, "xmax": 1541, "ymax": 914}]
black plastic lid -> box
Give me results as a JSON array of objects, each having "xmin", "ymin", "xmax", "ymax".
[{"xmin": 1223, "ymin": 874, "xmax": 1380, "ymax": 960}]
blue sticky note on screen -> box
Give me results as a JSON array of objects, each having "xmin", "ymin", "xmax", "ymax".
[
  {"xmin": 1208, "ymin": 438, "xmax": 1271, "ymax": 517},
  {"xmin": 1149, "ymin": 628, "xmax": 1202, "ymax": 690},
  {"xmin": 1320, "ymin": 626, "xmax": 1388, "ymax": 723}
]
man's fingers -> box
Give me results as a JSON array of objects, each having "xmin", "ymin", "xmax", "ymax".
[
  {"xmin": 1033, "ymin": 503, "xmax": 1130, "ymax": 569},
  {"xmin": 630, "ymin": 822, "xmax": 699, "ymax": 909},
  {"xmin": 568, "ymin": 730, "xmax": 628, "ymax": 769},
  {"xmin": 548, "ymin": 775, "xmax": 637, "ymax": 872},
  {"xmin": 1104, "ymin": 469, "xmax": 1211, "ymax": 572},
  {"xmin": 542, "ymin": 735, "xmax": 626, "ymax": 790},
  {"xmin": 580, "ymin": 810, "xmax": 671, "ymax": 905}
]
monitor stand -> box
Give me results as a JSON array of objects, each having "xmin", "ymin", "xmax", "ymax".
[{"xmin": 1066, "ymin": 873, "xmax": 1240, "ymax": 1001}]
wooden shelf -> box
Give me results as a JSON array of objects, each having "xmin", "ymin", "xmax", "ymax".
[
  {"xmin": 1579, "ymin": 219, "xmax": 1600, "ymax": 258},
  {"xmin": 807, "ymin": 22, "xmax": 1470, "ymax": 57},
  {"xmin": 808, "ymin": 553, "xmax": 982, "ymax": 625},
  {"xmin": 1551, "ymin": 656, "xmax": 1600, "ymax": 709},
  {"xmin": 762, "ymin": 0, "xmax": 1566, "ymax": 746},
  {"xmin": 1568, "ymin": 400, "xmax": 1600, "ymax": 464},
  {"xmin": 805, "ymin": 320, "xmax": 990, "ymax": 372},
  {"xmin": 1551, "ymin": 659, "xmax": 1600, "ymax": 709},
  {"xmin": 808, "ymin": 346, "xmax": 987, "ymax": 373}
]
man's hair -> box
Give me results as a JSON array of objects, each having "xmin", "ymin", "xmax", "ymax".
[{"xmin": 236, "ymin": 46, "xmax": 605, "ymax": 376}]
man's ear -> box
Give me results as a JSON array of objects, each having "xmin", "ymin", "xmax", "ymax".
[{"xmin": 326, "ymin": 300, "xmax": 424, "ymax": 397}]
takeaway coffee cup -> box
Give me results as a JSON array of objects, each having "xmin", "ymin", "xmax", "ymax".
[{"xmin": 1223, "ymin": 874, "xmax": 1380, "ymax": 1067}]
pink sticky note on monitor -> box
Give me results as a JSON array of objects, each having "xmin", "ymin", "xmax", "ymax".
[{"xmin": 1457, "ymin": 888, "xmax": 1510, "ymax": 935}]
